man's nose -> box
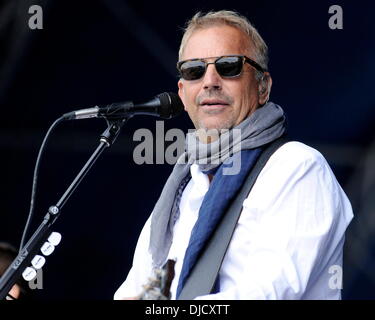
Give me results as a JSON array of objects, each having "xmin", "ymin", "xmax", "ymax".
[{"xmin": 202, "ymin": 63, "xmax": 222, "ymax": 90}]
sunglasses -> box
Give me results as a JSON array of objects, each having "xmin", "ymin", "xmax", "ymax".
[{"xmin": 177, "ymin": 55, "xmax": 266, "ymax": 81}]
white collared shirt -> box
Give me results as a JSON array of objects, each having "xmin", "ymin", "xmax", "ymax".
[{"xmin": 114, "ymin": 141, "xmax": 353, "ymax": 300}]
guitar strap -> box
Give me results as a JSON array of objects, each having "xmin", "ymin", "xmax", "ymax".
[{"xmin": 178, "ymin": 136, "xmax": 289, "ymax": 300}]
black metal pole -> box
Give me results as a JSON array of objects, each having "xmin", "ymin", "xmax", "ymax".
[{"xmin": 0, "ymin": 118, "xmax": 127, "ymax": 299}]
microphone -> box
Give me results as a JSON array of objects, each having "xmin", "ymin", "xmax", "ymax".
[{"xmin": 62, "ymin": 92, "xmax": 184, "ymax": 120}]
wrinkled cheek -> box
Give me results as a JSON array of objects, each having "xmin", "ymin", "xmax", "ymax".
[{"xmin": 186, "ymin": 107, "xmax": 199, "ymax": 127}]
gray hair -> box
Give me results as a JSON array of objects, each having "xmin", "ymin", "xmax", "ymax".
[{"xmin": 178, "ymin": 10, "xmax": 269, "ymax": 80}]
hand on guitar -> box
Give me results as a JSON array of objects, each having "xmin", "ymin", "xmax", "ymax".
[{"xmin": 120, "ymin": 259, "xmax": 175, "ymax": 300}]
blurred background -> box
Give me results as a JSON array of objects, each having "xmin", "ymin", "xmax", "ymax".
[{"xmin": 0, "ymin": 0, "xmax": 374, "ymax": 299}]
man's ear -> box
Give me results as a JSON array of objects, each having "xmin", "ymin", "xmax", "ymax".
[
  {"xmin": 177, "ymin": 79, "xmax": 187, "ymax": 111},
  {"xmin": 258, "ymin": 72, "xmax": 272, "ymax": 105}
]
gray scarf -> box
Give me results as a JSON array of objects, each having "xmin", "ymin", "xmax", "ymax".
[{"xmin": 149, "ymin": 101, "xmax": 286, "ymax": 267}]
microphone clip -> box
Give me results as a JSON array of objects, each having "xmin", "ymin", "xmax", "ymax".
[{"xmin": 100, "ymin": 117, "xmax": 128, "ymax": 146}]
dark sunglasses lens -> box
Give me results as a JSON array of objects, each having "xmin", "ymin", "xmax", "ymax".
[
  {"xmin": 216, "ymin": 56, "xmax": 243, "ymax": 77},
  {"xmin": 180, "ymin": 60, "xmax": 206, "ymax": 80}
]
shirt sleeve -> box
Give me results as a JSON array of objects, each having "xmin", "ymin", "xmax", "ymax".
[
  {"xmin": 195, "ymin": 141, "xmax": 353, "ymax": 300},
  {"xmin": 114, "ymin": 216, "xmax": 153, "ymax": 300}
]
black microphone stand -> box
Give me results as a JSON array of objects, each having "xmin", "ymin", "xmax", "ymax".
[{"xmin": 0, "ymin": 117, "xmax": 128, "ymax": 300}]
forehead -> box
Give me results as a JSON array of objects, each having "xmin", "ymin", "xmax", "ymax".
[{"xmin": 181, "ymin": 25, "xmax": 252, "ymax": 60}]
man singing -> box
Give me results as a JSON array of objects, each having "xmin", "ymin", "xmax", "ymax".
[{"xmin": 114, "ymin": 10, "xmax": 353, "ymax": 300}]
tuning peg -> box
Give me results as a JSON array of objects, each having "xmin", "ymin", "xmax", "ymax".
[
  {"xmin": 22, "ymin": 267, "xmax": 37, "ymax": 281},
  {"xmin": 31, "ymin": 255, "xmax": 46, "ymax": 269},
  {"xmin": 48, "ymin": 232, "xmax": 62, "ymax": 246},
  {"xmin": 41, "ymin": 241, "xmax": 55, "ymax": 256}
]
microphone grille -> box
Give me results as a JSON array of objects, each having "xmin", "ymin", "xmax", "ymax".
[{"xmin": 157, "ymin": 92, "xmax": 184, "ymax": 119}]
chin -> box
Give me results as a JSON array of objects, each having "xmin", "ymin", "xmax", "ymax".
[{"xmin": 198, "ymin": 118, "xmax": 234, "ymax": 132}]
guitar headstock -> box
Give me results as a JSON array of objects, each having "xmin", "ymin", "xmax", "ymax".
[{"xmin": 139, "ymin": 259, "xmax": 176, "ymax": 300}]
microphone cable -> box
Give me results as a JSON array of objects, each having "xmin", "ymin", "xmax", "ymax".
[{"xmin": 19, "ymin": 116, "xmax": 65, "ymax": 251}]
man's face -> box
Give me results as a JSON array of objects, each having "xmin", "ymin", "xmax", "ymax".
[{"xmin": 178, "ymin": 25, "xmax": 264, "ymax": 131}]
